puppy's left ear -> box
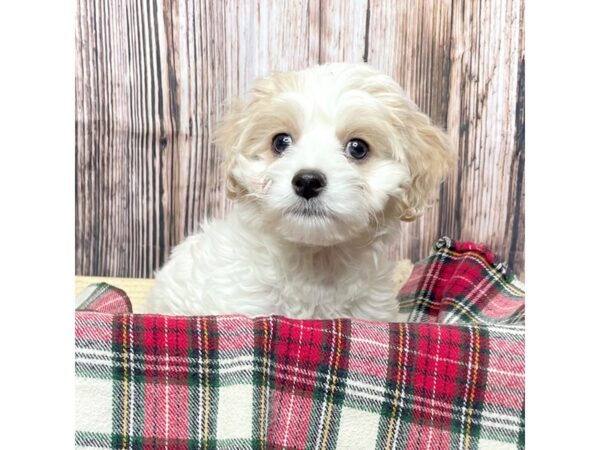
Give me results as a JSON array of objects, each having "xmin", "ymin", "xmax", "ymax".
[{"xmin": 397, "ymin": 110, "xmax": 456, "ymax": 221}]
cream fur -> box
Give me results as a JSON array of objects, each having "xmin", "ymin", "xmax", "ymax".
[{"xmin": 142, "ymin": 63, "xmax": 455, "ymax": 321}]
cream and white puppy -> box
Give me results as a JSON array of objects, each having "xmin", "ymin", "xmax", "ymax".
[{"xmin": 143, "ymin": 63, "xmax": 454, "ymax": 321}]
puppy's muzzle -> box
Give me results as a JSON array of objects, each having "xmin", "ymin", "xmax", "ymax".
[{"xmin": 292, "ymin": 170, "xmax": 327, "ymax": 200}]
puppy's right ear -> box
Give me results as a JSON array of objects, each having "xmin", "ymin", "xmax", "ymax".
[
  {"xmin": 214, "ymin": 74, "xmax": 285, "ymax": 199},
  {"xmin": 213, "ymin": 99, "xmax": 250, "ymax": 200}
]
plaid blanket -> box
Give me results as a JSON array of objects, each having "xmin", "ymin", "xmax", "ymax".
[{"xmin": 75, "ymin": 237, "xmax": 525, "ymax": 450}]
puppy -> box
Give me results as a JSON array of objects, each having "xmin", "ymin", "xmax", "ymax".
[{"xmin": 142, "ymin": 63, "xmax": 454, "ymax": 321}]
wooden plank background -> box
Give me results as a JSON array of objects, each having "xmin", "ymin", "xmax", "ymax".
[{"xmin": 76, "ymin": 0, "xmax": 525, "ymax": 279}]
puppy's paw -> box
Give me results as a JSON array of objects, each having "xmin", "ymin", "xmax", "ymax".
[{"xmin": 393, "ymin": 259, "xmax": 414, "ymax": 292}]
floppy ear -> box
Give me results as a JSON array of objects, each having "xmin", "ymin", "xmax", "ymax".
[
  {"xmin": 213, "ymin": 99, "xmax": 250, "ymax": 200},
  {"xmin": 213, "ymin": 75, "xmax": 283, "ymax": 200},
  {"xmin": 396, "ymin": 110, "xmax": 456, "ymax": 221}
]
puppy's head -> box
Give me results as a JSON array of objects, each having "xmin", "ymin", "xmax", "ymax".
[{"xmin": 215, "ymin": 63, "xmax": 455, "ymax": 246}]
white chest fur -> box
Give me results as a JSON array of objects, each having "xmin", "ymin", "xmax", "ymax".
[{"xmin": 144, "ymin": 206, "xmax": 402, "ymax": 321}]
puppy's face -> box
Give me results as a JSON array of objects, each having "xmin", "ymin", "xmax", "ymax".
[{"xmin": 216, "ymin": 63, "xmax": 454, "ymax": 246}]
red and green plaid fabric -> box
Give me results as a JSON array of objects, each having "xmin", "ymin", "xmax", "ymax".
[
  {"xmin": 398, "ymin": 237, "xmax": 525, "ymax": 325},
  {"xmin": 75, "ymin": 237, "xmax": 525, "ymax": 450}
]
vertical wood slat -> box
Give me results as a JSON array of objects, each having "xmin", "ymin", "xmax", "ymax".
[{"xmin": 76, "ymin": 0, "xmax": 525, "ymax": 279}]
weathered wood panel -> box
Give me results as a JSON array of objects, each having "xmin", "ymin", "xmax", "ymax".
[{"xmin": 76, "ymin": 0, "xmax": 525, "ymax": 279}]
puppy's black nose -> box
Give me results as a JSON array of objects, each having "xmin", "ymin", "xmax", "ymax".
[{"xmin": 292, "ymin": 170, "xmax": 327, "ymax": 199}]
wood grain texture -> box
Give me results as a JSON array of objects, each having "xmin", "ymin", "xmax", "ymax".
[{"xmin": 76, "ymin": 0, "xmax": 525, "ymax": 279}]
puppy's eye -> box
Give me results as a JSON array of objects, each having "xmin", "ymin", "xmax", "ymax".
[
  {"xmin": 272, "ymin": 133, "xmax": 293, "ymax": 154},
  {"xmin": 345, "ymin": 138, "xmax": 369, "ymax": 160}
]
